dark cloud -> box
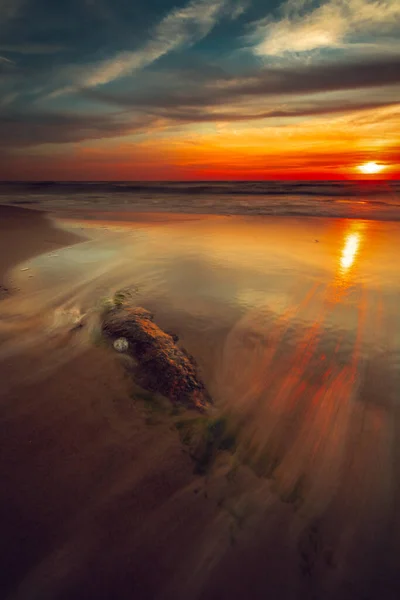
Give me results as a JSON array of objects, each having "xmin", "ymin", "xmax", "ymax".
[
  {"xmin": 82, "ymin": 55, "xmax": 400, "ymax": 115},
  {"xmin": 0, "ymin": 56, "xmax": 16, "ymax": 73},
  {"xmin": 0, "ymin": 43, "xmax": 67, "ymax": 54},
  {"xmin": 1, "ymin": 62, "xmax": 398, "ymax": 152},
  {"xmin": 240, "ymin": 56, "xmax": 400, "ymax": 97},
  {"xmin": 0, "ymin": 110, "xmax": 157, "ymax": 149}
]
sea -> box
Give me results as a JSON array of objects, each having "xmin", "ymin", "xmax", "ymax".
[{"xmin": 0, "ymin": 180, "xmax": 399, "ymax": 220}]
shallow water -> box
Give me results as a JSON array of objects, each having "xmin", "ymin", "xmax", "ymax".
[{"xmin": 2, "ymin": 214, "xmax": 400, "ymax": 598}]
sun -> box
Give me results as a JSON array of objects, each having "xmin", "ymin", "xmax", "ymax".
[{"xmin": 357, "ymin": 161, "xmax": 386, "ymax": 175}]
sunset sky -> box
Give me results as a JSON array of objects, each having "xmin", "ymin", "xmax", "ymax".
[{"xmin": 0, "ymin": 0, "xmax": 399, "ymax": 180}]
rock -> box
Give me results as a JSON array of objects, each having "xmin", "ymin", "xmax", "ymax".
[
  {"xmin": 166, "ymin": 331, "xmax": 179, "ymax": 343},
  {"xmin": 102, "ymin": 306, "xmax": 211, "ymax": 411}
]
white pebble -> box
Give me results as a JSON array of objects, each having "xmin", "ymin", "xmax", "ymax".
[{"xmin": 113, "ymin": 338, "xmax": 129, "ymax": 352}]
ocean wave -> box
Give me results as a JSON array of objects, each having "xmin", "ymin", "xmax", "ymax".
[
  {"xmin": 1, "ymin": 180, "xmax": 399, "ymax": 198},
  {"xmin": 1, "ymin": 180, "xmax": 399, "ymax": 221}
]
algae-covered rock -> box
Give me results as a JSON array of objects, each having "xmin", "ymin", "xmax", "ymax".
[{"xmin": 102, "ymin": 306, "xmax": 211, "ymax": 411}]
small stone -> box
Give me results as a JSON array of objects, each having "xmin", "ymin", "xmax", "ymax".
[{"xmin": 113, "ymin": 337, "xmax": 129, "ymax": 352}]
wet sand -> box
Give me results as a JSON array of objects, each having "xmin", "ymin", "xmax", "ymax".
[
  {"xmin": 0, "ymin": 205, "xmax": 83, "ymax": 294},
  {"xmin": 0, "ymin": 207, "xmax": 221, "ymax": 600},
  {"xmin": 1, "ymin": 205, "xmax": 400, "ymax": 600}
]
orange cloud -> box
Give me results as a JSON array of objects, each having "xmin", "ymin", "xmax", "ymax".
[{"xmin": 1, "ymin": 104, "xmax": 398, "ymax": 180}]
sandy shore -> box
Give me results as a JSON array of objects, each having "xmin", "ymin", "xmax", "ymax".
[
  {"xmin": 0, "ymin": 206, "xmax": 206, "ymax": 599},
  {"xmin": 1, "ymin": 205, "xmax": 399, "ymax": 600},
  {"xmin": 0, "ymin": 205, "xmax": 83, "ymax": 295}
]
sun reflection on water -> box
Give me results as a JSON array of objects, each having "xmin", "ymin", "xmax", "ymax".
[
  {"xmin": 340, "ymin": 232, "xmax": 361, "ymax": 271},
  {"xmin": 339, "ymin": 221, "xmax": 366, "ymax": 277}
]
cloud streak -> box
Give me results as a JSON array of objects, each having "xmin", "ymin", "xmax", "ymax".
[
  {"xmin": 55, "ymin": 0, "xmax": 244, "ymax": 95},
  {"xmin": 141, "ymin": 100, "xmax": 400, "ymax": 124},
  {"xmin": 252, "ymin": 0, "xmax": 400, "ymax": 56}
]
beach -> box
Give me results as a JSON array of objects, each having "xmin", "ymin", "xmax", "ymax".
[
  {"xmin": 0, "ymin": 205, "xmax": 84, "ymax": 296},
  {"xmin": 1, "ymin": 203, "xmax": 400, "ymax": 600}
]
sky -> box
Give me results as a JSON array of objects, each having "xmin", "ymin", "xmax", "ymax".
[{"xmin": 0, "ymin": 0, "xmax": 399, "ymax": 180}]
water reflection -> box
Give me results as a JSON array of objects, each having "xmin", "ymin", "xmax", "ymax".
[
  {"xmin": 1, "ymin": 215, "xmax": 400, "ymax": 599},
  {"xmin": 338, "ymin": 221, "xmax": 366, "ymax": 276},
  {"xmin": 340, "ymin": 232, "xmax": 360, "ymax": 271}
]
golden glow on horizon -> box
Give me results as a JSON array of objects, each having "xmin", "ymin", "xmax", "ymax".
[
  {"xmin": 4, "ymin": 104, "xmax": 398, "ymax": 180},
  {"xmin": 357, "ymin": 161, "xmax": 386, "ymax": 175}
]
